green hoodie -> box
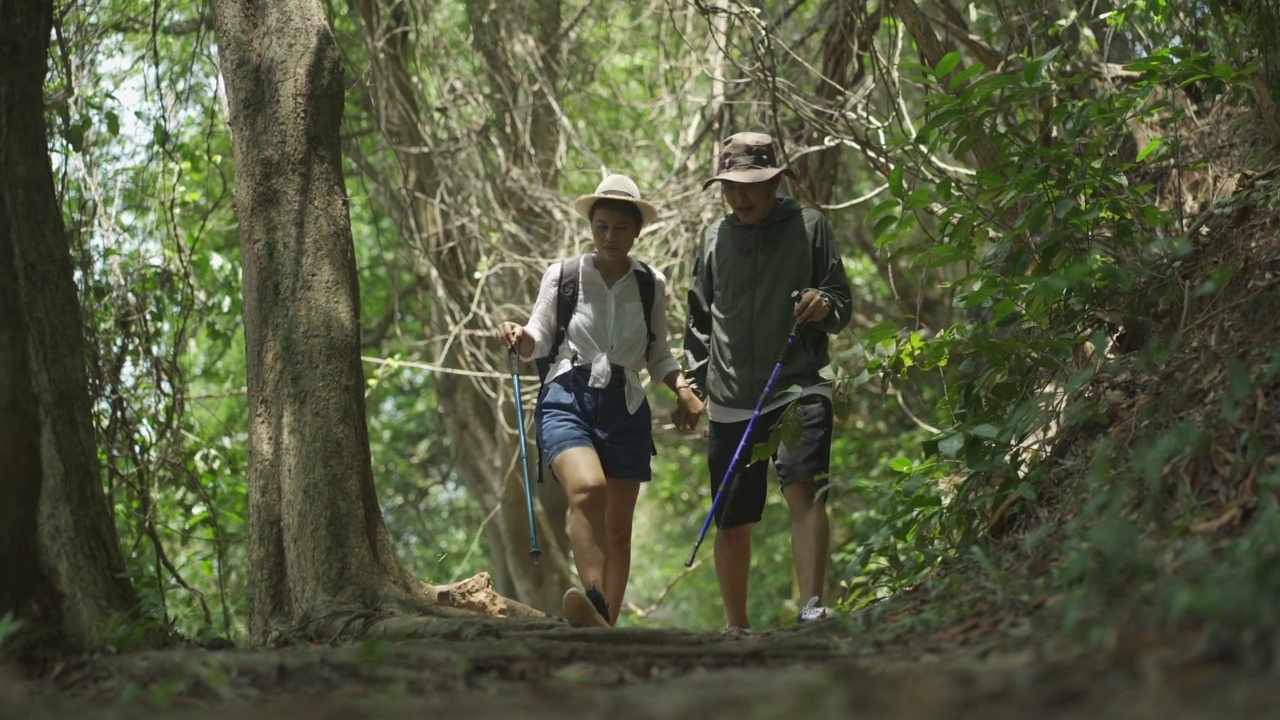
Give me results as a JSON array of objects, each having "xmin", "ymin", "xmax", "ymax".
[{"xmin": 683, "ymin": 197, "xmax": 853, "ymax": 409}]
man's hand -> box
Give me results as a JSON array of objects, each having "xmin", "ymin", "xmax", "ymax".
[{"xmin": 794, "ymin": 289, "xmax": 832, "ymax": 325}]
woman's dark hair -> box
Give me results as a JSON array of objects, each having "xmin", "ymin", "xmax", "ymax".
[{"xmin": 589, "ymin": 198, "xmax": 644, "ymax": 229}]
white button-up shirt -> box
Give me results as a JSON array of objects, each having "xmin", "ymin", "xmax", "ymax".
[{"xmin": 522, "ymin": 255, "xmax": 680, "ymax": 414}]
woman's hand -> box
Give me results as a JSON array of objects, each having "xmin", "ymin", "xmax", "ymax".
[
  {"xmin": 672, "ymin": 386, "xmax": 704, "ymax": 432},
  {"xmin": 496, "ymin": 321, "xmax": 534, "ymax": 357}
]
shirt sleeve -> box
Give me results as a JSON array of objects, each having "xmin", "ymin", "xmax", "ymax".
[
  {"xmin": 645, "ymin": 269, "xmax": 681, "ymax": 382},
  {"xmin": 682, "ymin": 228, "xmax": 714, "ymax": 399},
  {"xmin": 808, "ymin": 214, "xmax": 853, "ymax": 335},
  {"xmin": 522, "ymin": 264, "xmax": 559, "ymax": 361}
]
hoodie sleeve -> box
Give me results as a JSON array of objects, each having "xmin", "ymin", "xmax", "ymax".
[
  {"xmin": 682, "ymin": 224, "xmax": 716, "ymax": 400},
  {"xmin": 806, "ymin": 211, "xmax": 853, "ymax": 335}
]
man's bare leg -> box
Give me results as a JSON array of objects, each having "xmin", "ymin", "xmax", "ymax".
[
  {"xmin": 714, "ymin": 522, "xmax": 755, "ymax": 628},
  {"xmin": 782, "ymin": 481, "xmax": 829, "ymax": 606}
]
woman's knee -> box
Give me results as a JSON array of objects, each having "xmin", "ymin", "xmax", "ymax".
[
  {"xmin": 565, "ymin": 477, "xmax": 607, "ymax": 510},
  {"xmin": 606, "ymin": 520, "xmax": 634, "ymax": 550},
  {"xmin": 553, "ymin": 448, "xmax": 607, "ymax": 507}
]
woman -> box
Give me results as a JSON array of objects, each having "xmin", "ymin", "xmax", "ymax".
[{"xmin": 497, "ymin": 174, "xmax": 704, "ymax": 628}]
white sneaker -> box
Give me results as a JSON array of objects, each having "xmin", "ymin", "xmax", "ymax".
[
  {"xmin": 797, "ymin": 596, "xmax": 835, "ymax": 624},
  {"xmin": 720, "ymin": 625, "xmax": 754, "ymax": 640}
]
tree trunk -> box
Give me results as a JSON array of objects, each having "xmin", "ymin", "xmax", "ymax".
[
  {"xmin": 350, "ymin": 0, "xmax": 574, "ymax": 612},
  {"xmin": 791, "ymin": 0, "xmax": 879, "ymax": 207},
  {"xmin": 208, "ymin": 0, "xmax": 437, "ymax": 643},
  {"xmin": 0, "ymin": 229, "xmax": 49, "ymax": 637},
  {"xmin": 0, "ymin": 0, "xmax": 137, "ymax": 651}
]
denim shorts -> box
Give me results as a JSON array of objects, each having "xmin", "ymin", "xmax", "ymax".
[{"xmin": 535, "ymin": 367, "xmax": 653, "ymax": 481}]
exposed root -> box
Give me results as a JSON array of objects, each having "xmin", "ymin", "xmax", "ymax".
[
  {"xmin": 431, "ymin": 572, "xmax": 545, "ymax": 620},
  {"xmin": 251, "ymin": 572, "xmax": 550, "ymax": 647}
]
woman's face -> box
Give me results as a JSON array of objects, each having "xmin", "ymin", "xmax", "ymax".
[{"xmin": 590, "ymin": 205, "xmax": 641, "ymax": 264}]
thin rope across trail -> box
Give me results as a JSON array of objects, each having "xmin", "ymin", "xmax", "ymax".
[{"xmin": 361, "ymin": 355, "xmax": 537, "ymax": 380}]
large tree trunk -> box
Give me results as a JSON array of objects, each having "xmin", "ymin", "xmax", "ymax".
[
  {"xmin": 350, "ymin": 0, "xmax": 574, "ymax": 612},
  {"xmin": 209, "ymin": 0, "xmax": 433, "ymax": 643},
  {"xmin": 0, "ymin": 228, "xmax": 49, "ymax": 636},
  {"xmin": 0, "ymin": 0, "xmax": 137, "ymax": 651}
]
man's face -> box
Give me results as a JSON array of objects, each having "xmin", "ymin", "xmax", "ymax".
[{"xmin": 720, "ymin": 178, "xmax": 779, "ymax": 225}]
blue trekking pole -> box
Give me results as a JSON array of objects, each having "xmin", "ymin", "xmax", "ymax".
[
  {"xmin": 686, "ymin": 316, "xmax": 804, "ymax": 567},
  {"xmin": 509, "ymin": 348, "xmax": 541, "ymax": 562}
]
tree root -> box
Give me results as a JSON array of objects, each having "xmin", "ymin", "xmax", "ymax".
[
  {"xmin": 258, "ymin": 572, "xmax": 553, "ymax": 646},
  {"xmin": 430, "ymin": 572, "xmax": 545, "ymax": 620}
]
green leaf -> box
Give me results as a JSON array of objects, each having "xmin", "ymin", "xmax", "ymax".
[
  {"xmin": 909, "ymin": 494, "xmax": 944, "ymax": 509},
  {"xmin": 1017, "ymin": 481, "xmax": 1037, "ymax": 500},
  {"xmin": 873, "ymin": 213, "xmax": 899, "ymax": 241},
  {"xmin": 949, "ymin": 61, "xmax": 986, "ymax": 90},
  {"xmin": 1139, "ymin": 204, "xmax": 1168, "ymax": 225},
  {"xmin": 66, "ymin": 121, "xmax": 85, "ymax": 153},
  {"xmin": 868, "ymin": 198, "xmax": 900, "ymax": 220},
  {"xmin": 889, "ymin": 164, "xmax": 904, "ymax": 199},
  {"xmin": 938, "ymin": 433, "xmax": 965, "ymax": 457},
  {"xmin": 935, "ymin": 51, "xmax": 962, "ymax": 80},
  {"xmin": 864, "ymin": 322, "xmax": 899, "ymax": 345},
  {"xmin": 936, "ymin": 177, "xmax": 953, "ymax": 201},
  {"xmin": 1135, "ymin": 137, "xmax": 1162, "ymax": 162},
  {"xmin": 0, "ymin": 611, "xmax": 21, "ymax": 645},
  {"xmin": 903, "ymin": 188, "xmax": 933, "ymax": 210},
  {"xmin": 969, "ymin": 423, "xmax": 999, "ymax": 439},
  {"xmin": 991, "ymin": 298, "xmax": 1017, "ymax": 324},
  {"xmin": 1053, "ymin": 195, "xmax": 1077, "ymax": 218},
  {"xmin": 890, "ymin": 456, "xmax": 914, "ymax": 473}
]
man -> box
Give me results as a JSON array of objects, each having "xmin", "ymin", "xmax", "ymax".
[{"xmin": 673, "ymin": 132, "xmax": 852, "ymax": 636}]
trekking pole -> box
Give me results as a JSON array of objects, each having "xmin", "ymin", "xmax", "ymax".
[
  {"xmin": 509, "ymin": 348, "xmax": 541, "ymax": 562},
  {"xmin": 686, "ymin": 315, "xmax": 804, "ymax": 567}
]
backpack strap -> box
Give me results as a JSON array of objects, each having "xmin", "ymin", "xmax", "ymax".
[
  {"xmin": 551, "ymin": 256, "xmax": 581, "ymax": 364},
  {"xmin": 535, "ymin": 257, "xmax": 581, "ymax": 384},
  {"xmin": 634, "ymin": 261, "xmax": 657, "ymax": 362},
  {"xmin": 632, "ymin": 261, "xmax": 661, "ymax": 460},
  {"xmin": 534, "ymin": 257, "xmax": 580, "ymax": 484}
]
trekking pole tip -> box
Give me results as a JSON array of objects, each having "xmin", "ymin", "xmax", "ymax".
[
  {"xmin": 684, "ymin": 543, "xmax": 701, "ymax": 568},
  {"xmin": 530, "ymin": 548, "xmax": 541, "ymax": 563}
]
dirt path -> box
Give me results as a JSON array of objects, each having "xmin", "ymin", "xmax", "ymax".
[{"xmin": 4, "ymin": 618, "xmax": 1277, "ymax": 719}]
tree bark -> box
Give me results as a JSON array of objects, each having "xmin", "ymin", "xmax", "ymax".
[
  {"xmin": 209, "ymin": 0, "xmax": 434, "ymax": 643},
  {"xmin": 792, "ymin": 0, "xmax": 880, "ymax": 207},
  {"xmin": 0, "ymin": 225, "xmax": 49, "ymax": 638},
  {"xmin": 0, "ymin": 0, "xmax": 137, "ymax": 651},
  {"xmin": 891, "ymin": 0, "xmax": 999, "ymax": 170},
  {"xmin": 350, "ymin": 0, "xmax": 574, "ymax": 612}
]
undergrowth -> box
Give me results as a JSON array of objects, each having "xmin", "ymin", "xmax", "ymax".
[{"xmin": 819, "ymin": 10, "xmax": 1280, "ymax": 651}]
